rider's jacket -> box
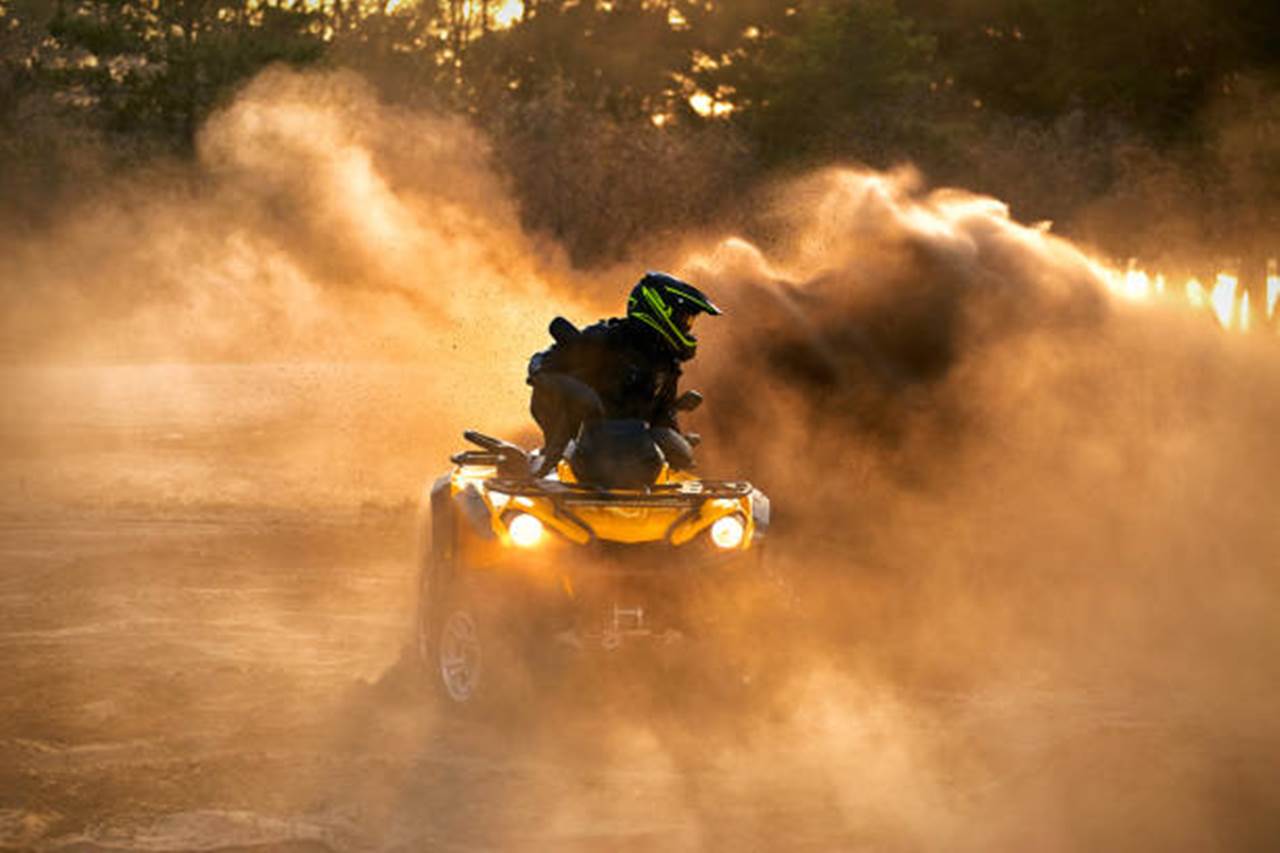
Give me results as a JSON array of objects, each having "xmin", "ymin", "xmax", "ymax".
[{"xmin": 527, "ymin": 316, "xmax": 683, "ymax": 454}]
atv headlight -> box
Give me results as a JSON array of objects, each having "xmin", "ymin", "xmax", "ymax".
[
  {"xmin": 508, "ymin": 512, "xmax": 544, "ymax": 548},
  {"xmin": 710, "ymin": 515, "xmax": 746, "ymax": 550}
]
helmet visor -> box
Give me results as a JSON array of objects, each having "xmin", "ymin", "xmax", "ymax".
[{"xmin": 674, "ymin": 308, "xmax": 698, "ymax": 338}]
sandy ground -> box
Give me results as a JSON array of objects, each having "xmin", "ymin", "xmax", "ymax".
[{"xmin": 2, "ymin": 366, "xmax": 1278, "ymax": 852}]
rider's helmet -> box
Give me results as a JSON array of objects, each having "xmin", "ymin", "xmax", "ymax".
[{"xmin": 626, "ymin": 272, "xmax": 722, "ymax": 361}]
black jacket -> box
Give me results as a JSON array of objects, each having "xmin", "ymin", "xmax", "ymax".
[{"xmin": 527, "ymin": 317, "xmax": 683, "ymax": 457}]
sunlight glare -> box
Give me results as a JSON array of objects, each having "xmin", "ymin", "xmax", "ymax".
[
  {"xmin": 380, "ymin": 0, "xmax": 522, "ymax": 27},
  {"xmin": 1209, "ymin": 273, "xmax": 1238, "ymax": 330},
  {"xmin": 689, "ymin": 92, "xmax": 733, "ymax": 118},
  {"xmin": 1186, "ymin": 278, "xmax": 1206, "ymax": 309},
  {"xmin": 493, "ymin": 0, "xmax": 523, "ymax": 27},
  {"xmin": 1267, "ymin": 260, "xmax": 1279, "ymax": 320}
]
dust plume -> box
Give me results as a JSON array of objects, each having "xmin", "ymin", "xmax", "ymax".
[
  {"xmin": 2, "ymin": 67, "xmax": 588, "ymax": 365},
  {"xmin": 0, "ymin": 68, "xmax": 600, "ymax": 510},
  {"xmin": 669, "ymin": 166, "xmax": 1280, "ymax": 850}
]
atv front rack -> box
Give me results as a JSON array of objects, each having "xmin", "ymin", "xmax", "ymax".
[{"xmin": 484, "ymin": 477, "xmax": 754, "ymax": 506}]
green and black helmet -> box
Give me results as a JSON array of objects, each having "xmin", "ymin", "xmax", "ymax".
[{"xmin": 626, "ymin": 272, "xmax": 722, "ymax": 360}]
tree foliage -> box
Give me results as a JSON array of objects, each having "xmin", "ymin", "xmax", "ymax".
[
  {"xmin": 719, "ymin": 0, "xmax": 938, "ymax": 165},
  {"xmin": 43, "ymin": 1, "xmax": 326, "ymax": 143}
]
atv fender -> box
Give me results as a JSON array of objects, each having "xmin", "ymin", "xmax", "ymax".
[
  {"xmin": 425, "ymin": 477, "xmax": 496, "ymax": 587},
  {"xmin": 455, "ymin": 483, "xmax": 496, "ymax": 540}
]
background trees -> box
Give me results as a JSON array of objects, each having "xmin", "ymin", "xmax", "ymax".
[{"xmin": 2, "ymin": 0, "xmax": 1278, "ymax": 263}]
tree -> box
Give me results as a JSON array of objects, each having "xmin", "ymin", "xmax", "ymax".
[
  {"xmin": 899, "ymin": 0, "xmax": 1237, "ymax": 143},
  {"xmin": 720, "ymin": 0, "xmax": 940, "ymax": 167},
  {"xmin": 44, "ymin": 0, "xmax": 327, "ymax": 148}
]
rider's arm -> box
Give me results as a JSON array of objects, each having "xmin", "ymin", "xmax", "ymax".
[
  {"xmin": 650, "ymin": 372, "xmax": 696, "ymax": 469},
  {"xmin": 649, "ymin": 369, "xmax": 681, "ymax": 432}
]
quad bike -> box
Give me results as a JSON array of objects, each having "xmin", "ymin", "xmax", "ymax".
[{"xmin": 415, "ymin": 392, "xmax": 777, "ymax": 712}]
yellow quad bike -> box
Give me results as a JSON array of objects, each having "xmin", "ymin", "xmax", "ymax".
[{"xmin": 415, "ymin": 404, "xmax": 774, "ymax": 711}]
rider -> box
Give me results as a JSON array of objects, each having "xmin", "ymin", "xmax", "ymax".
[{"xmin": 527, "ymin": 271, "xmax": 721, "ymax": 477}]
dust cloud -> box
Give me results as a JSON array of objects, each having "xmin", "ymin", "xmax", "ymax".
[
  {"xmin": 2, "ymin": 70, "xmax": 1279, "ymax": 851},
  {"xmin": 2, "ymin": 67, "xmax": 589, "ymax": 365},
  {"xmin": 679, "ymin": 167, "xmax": 1280, "ymax": 850},
  {"xmin": 1, "ymin": 68, "xmax": 596, "ymax": 510}
]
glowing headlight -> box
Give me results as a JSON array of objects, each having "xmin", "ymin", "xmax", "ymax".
[
  {"xmin": 508, "ymin": 512, "xmax": 544, "ymax": 548},
  {"xmin": 710, "ymin": 515, "xmax": 746, "ymax": 550}
]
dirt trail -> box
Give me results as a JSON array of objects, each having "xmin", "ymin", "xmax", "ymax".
[{"xmin": 3, "ymin": 508, "xmax": 1241, "ymax": 852}]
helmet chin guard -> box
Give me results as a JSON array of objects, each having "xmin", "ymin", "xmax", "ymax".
[{"xmin": 626, "ymin": 272, "xmax": 721, "ymax": 360}]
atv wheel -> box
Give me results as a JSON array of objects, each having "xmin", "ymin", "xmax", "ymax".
[
  {"xmin": 420, "ymin": 582, "xmax": 532, "ymax": 715},
  {"xmin": 437, "ymin": 606, "xmax": 484, "ymax": 704}
]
